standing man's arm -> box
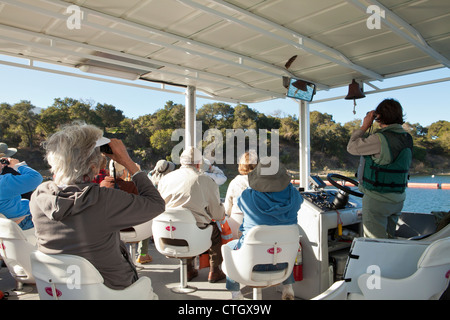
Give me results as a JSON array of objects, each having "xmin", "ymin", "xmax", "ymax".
[{"xmin": 347, "ymin": 111, "xmax": 381, "ymax": 157}]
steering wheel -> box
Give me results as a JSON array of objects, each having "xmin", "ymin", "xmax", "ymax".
[{"xmin": 326, "ymin": 173, "xmax": 363, "ymax": 198}]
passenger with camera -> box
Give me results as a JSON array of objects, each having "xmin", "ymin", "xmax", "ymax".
[
  {"xmin": 0, "ymin": 142, "xmax": 43, "ymax": 230},
  {"xmin": 29, "ymin": 122, "xmax": 165, "ymax": 290}
]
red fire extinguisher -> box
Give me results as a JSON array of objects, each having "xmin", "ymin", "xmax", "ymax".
[{"xmin": 293, "ymin": 240, "xmax": 303, "ymax": 281}]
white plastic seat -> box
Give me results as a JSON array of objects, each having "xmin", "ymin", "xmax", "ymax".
[
  {"xmin": 152, "ymin": 208, "xmax": 212, "ymax": 293},
  {"xmin": 0, "ymin": 215, "xmax": 36, "ymax": 294},
  {"xmin": 357, "ymin": 237, "xmax": 450, "ymax": 300},
  {"xmin": 221, "ymin": 224, "xmax": 299, "ymax": 300},
  {"xmin": 311, "ymin": 280, "xmax": 348, "ymax": 300},
  {"xmin": 120, "ymin": 219, "xmax": 153, "ymax": 243},
  {"xmin": 120, "ymin": 219, "xmax": 153, "ymax": 264},
  {"xmin": 30, "ymin": 250, "xmax": 158, "ymax": 300}
]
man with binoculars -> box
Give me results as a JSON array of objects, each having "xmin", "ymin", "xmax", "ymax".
[{"xmin": 347, "ymin": 99, "xmax": 413, "ymax": 239}]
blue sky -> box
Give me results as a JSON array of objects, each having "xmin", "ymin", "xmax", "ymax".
[{"xmin": 0, "ymin": 55, "xmax": 448, "ymax": 127}]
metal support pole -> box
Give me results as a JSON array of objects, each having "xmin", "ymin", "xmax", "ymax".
[
  {"xmin": 185, "ymin": 86, "xmax": 196, "ymax": 149},
  {"xmin": 298, "ymin": 100, "xmax": 311, "ymax": 191}
]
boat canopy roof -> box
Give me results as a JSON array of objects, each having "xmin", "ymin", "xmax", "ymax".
[{"xmin": 0, "ymin": 0, "xmax": 449, "ymax": 103}]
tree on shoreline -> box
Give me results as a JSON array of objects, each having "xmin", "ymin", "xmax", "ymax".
[{"xmin": 0, "ymin": 97, "xmax": 448, "ymax": 174}]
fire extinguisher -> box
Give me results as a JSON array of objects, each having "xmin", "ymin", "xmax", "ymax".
[{"xmin": 293, "ymin": 239, "xmax": 303, "ymax": 281}]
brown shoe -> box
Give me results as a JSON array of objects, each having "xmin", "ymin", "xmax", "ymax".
[
  {"xmin": 187, "ymin": 268, "xmax": 198, "ymax": 281},
  {"xmin": 186, "ymin": 259, "xmax": 198, "ymax": 281},
  {"xmin": 136, "ymin": 254, "xmax": 152, "ymax": 264},
  {"xmin": 208, "ymin": 268, "xmax": 225, "ymax": 283}
]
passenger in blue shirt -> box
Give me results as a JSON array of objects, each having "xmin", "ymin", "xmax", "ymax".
[
  {"xmin": 0, "ymin": 144, "xmax": 43, "ymax": 230},
  {"xmin": 225, "ymin": 157, "xmax": 302, "ymax": 300}
]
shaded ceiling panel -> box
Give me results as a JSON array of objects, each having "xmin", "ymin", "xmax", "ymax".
[{"xmin": 0, "ymin": 0, "xmax": 447, "ymax": 103}]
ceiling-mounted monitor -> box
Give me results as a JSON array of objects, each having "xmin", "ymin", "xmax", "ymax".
[{"xmin": 286, "ymin": 78, "xmax": 316, "ymax": 102}]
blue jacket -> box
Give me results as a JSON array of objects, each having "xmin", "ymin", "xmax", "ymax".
[
  {"xmin": 236, "ymin": 183, "xmax": 302, "ymax": 248},
  {"xmin": 0, "ymin": 164, "xmax": 43, "ymax": 221}
]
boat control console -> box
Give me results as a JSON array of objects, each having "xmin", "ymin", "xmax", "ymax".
[
  {"xmin": 302, "ymin": 190, "xmax": 355, "ymax": 211},
  {"xmin": 294, "ymin": 175, "xmax": 363, "ymax": 299}
]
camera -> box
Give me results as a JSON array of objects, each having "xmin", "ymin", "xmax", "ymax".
[
  {"xmin": 0, "ymin": 158, "xmax": 10, "ymax": 165},
  {"xmin": 100, "ymin": 144, "xmax": 113, "ymax": 154}
]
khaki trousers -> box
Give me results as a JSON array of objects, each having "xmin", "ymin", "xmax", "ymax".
[{"xmin": 362, "ymin": 194, "xmax": 404, "ymax": 239}]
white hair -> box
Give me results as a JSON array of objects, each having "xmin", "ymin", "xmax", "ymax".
[{"xmin": 43, "ymin": 122, "xmax": 104, "ymax": 185}]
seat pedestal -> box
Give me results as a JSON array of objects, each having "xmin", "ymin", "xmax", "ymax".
[
  {"xmin": 126, "ymin": 242, "xmax": 143, "ymax": 270},
  {"xmin": 171, "ymin": 259, "xmax": 197, "ymax": 294},
  {"xmin": 253, "ymin": 287, "xmax": 262, "ymax": 300},
  {"xmin": 8, "ymin": 281, "xmax": 33, "ymax": 296}
]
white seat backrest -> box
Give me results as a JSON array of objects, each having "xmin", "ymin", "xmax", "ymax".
[
  {"xmin": 238, "ymin": 225, "xmax": 299, "ymax": 267},
  {"xmin": 0, "ymin": 217, "xmax": 37, "ymax": 283},
  {"xmin": 221, "ymin": 224, "xmax": 299, "ymax": 287},
  {"xmin": 31, "ymin": 251, "xmax": 104, "ymax": 285},
  {"xmin": 0, "ymin": 216, "xmax": 28, "ymax": 241},
  {"xmin": 418, "ymin": 237, "xmax": 450, "ymax": 269},
  {"xmin": 0, "ymin": 214, "xmax": 36, "ymax": 244},
  {"xmin": 30, "ymin": 251, "xmax": 157, "ymax": 300},
  {"xmin": 120, "ymin": 219, "xmax": 153, "ymax": 243},
  {"xmin": 154, "ymin": 207, "xmax": 197, "ymax": 226},
  {"xmin": 152, "ymin": 208, "xmax": 212, "ymax": 258}
]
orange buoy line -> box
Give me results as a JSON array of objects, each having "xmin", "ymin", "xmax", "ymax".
[
  {"xmin": 290, "ymin": 180, "xmax": 447, "ymax": 189},
  {"xmin": 407, "ymin": 182, "xmax": 439, "ymax": 189}
]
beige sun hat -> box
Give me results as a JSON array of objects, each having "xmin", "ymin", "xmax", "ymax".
[
  {"xmin": 0, "ymin": 142, "xmax": 17, "ymax": 157},
  {"xmin": 248, "ymin": 156, "xmax": 291, "ymax": 192}
]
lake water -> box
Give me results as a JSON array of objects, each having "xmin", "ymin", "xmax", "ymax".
[
  {"xmin": 403, "ymin": 175, "xmax": 450, "ymax": 213},
  {"xmin": 219, "ymin": 175, "xmax": 450, "ymax": 214}
]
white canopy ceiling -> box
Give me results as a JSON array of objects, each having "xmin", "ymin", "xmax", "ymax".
[{"xmin": 0, "ymin": 0, "xmax": 449, "ymax": 103}]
